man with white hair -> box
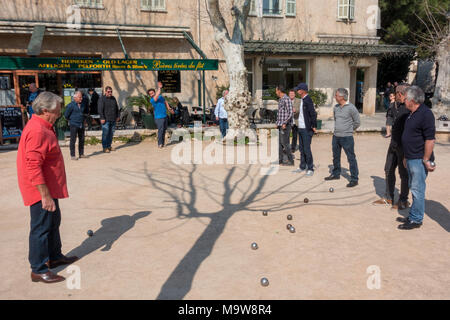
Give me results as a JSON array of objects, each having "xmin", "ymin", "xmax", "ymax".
[
  {"xmin": 397, "ymin": 86, "xmax": 436, "ymax": 230},
  {"xmin": 215, "ymin": 89, "xmax": 229, "ymax": 139},
  {"xmin": 324, "ymin": 88, "xmax": 360, "ymax": 187},
  {"xmin": 17, "ymin": 91, "xmax": 78, "ymax": 283},
  {"xmin": 65, "ymin": 91, "xmax": 87, "ymax": 160}
]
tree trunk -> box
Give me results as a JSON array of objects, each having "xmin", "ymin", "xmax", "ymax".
[
  {"xmin": 207, "ymin": 0, "xmax": 251, "ymax": 131},
  {"xmin": 432, "ymin": 27, "xmax": 450, "ymax": 117}
]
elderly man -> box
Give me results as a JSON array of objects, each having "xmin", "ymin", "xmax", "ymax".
[
  {"xmin": 325, "ymin": 88, "xmax": 360, "ymax": 187},
  {"xmin": 292, "ymin": 83, "xmax": 317, "ymax": 176},
  {"xmin": 397, "ymin": 86, "xmax": 436, "ymax": 230},
  {"xmin": 276, "ymin": 85, "xmax": 294, "ymax": 166},
  {"xmin": 65, "ymin": 91, "xmax": 87, "ymax": 160},
  {"xmin": 215, "ymin": 89, "xmax": 229, "ymax": 139},
  {"xmin": 98, "ymin": 86, "xmax": 120, "ymax": 153},
  {"xmin": 17, "ymin": 91, "xmax": 78, "ymax": 283},
  {"xmin": 373, "ymin": 83, "xmax": 410, "ymax": 209}
]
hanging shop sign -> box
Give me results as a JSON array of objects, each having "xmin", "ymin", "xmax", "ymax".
[{"xmin": 0, "ymin": 57, "xmax": 219, "ymax": 71}]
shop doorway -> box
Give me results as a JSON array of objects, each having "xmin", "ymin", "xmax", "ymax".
[
  {"xmin": 18, "ymin": 73, "xmax": 38, "ymax": 107},
  {"xmin": 350, "ymin": 67, "xmax": 365, "ymax": 112}
]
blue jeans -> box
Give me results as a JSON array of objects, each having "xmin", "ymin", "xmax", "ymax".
[
  {"xmin": 29, "ymin": 199, "xmax": 63, "ymax": 274},
  {"xmin": 406, "ymin": 159, "xmax": 428, "ymax": 224},
  {"xmin": 102, "ymin": 121, "xmax": 116, "ymax": 149},
  {"xmin": 332, "ymin": 135, "xmax": 359, "ymax": 181},
  {"xmin": 298, "ymin": 128, "xmax": 314, "ymax": 171},
  {"xmin": 219, "ymin": 118, "xmax": 228, "ymax": 138},
  {"xmin": 155, "ymin": 117, "xmax": 168, "ymax": 146}
]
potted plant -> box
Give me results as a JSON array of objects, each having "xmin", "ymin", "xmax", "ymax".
[
  {"xmin": 308, "ymin": 89, "xmax": 328, "ymax": 130},
  {"xmin": 55, "ymin": 106, "xmax": 68, "ymax": 140},
  {"xmin": 127, "ymin": 94, "xmax": 156, "ymax": 129}
]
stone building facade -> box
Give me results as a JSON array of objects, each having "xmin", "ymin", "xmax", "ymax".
[{"xmin": 0, "ymin": 0, "xmax": 413, "ymax": 118}]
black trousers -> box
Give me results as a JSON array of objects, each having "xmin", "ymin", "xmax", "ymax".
[
  {"xmin": 70, "ymin": 125, "xmax": 85, "ymax": 157},
  {"xmin": 291, "ymin": 125, "xmax": 298, "ymax": 151},
  {"xmin": 384, "ymin": 144, "xmax": 409, "ymax": 202},
  {"xmin": 278, "ymin": 124, "xmax": 294, "ymax": 163},
  {"xmin": 29, "ymin": 199, "xmax": 63, "ymax": 274}
]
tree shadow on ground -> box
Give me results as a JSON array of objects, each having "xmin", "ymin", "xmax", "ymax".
[
  {"xmin": 53, "ymin": 211, "xmax": 151, "ymax": 273},
  {"xmin": 108, "ymin": 159, "xmax": 377, "ymax": 300}
]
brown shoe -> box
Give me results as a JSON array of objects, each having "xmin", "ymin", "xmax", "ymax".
[
  {"xmin": 79, "ymin": 155, "xmax": 88, "ymax": 159},
  {"xmin": 46, "ymin": 256, "xmax": 79, "ymax": 269},
  {"xmin": 109, "ymin": 147, "xmax": 116, "ymax": 151},
  {"xmin": 372, "ymin": 198, "xmax": 393, "ymax": 206},
  {"xmin": 392, "ymin": 201, "xmax": 410, "ymax": 210},
  {"xmin": 103, "ymin": 148, "xmax": 110, "ymax": 153},
  {"xmin": 31, "ymin": 271, "xmax": 65, "ymax": 283}
]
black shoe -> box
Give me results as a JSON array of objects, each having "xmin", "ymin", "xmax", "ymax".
[
  {"xmin": 396, "ymin": 216, "xmax": 409, "ymax": 223},
  {"xmin": 281, "ymin": 161, "xmax": 295, "ymax": 167},
  {"xmin": 398, "ymin": 220, "xmax": 422, "ymax": 230},
  {"xmin": 324, "ymin": 175, "xmax": 340, "ymax": 181},
  {"xmin": 346, "ymin": 181, "xmax": 358, "ymax": 188}
]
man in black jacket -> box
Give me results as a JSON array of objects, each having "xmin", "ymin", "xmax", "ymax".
[
  {"xmin": 292, "ymin": 83, "xmax": 317, "ymax": 176},
  {"xmin": 373, "ymin": 83, "xmax": 410, "ymax": 209},
  {"xmin": 98, "ymin": 86, "xmax": 119, "ymax": 153}
]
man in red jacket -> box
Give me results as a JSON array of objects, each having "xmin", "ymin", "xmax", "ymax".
[{"xmin": 17, "ymin": 91, "xmax": 78, "ymax": 284}]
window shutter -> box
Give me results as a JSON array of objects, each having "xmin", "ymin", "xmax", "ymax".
[{"xmin": 286, "ymin": 0, "xmax": 296, "ymax": 16}]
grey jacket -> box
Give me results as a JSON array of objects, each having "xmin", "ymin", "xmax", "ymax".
[{"xmin": 333, "ymin": 103, "xmax": 360, "ymax": 137}]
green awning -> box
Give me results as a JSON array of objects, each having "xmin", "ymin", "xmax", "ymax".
[{"xmin": 244, "ymin": 40, "xmax": 416, "ymax": 57}]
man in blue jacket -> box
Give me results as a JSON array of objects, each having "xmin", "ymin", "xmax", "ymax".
[
  {"xmin": 65, "ymin": 91, "xmax": 87, "ymax": 160},
  {"xmin": 292, "ymin": 83, "xmax": 317, "ymax": 176}
]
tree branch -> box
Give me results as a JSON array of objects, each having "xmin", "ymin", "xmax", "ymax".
[{"xmin": 206, "ymin": 0, "xmax": 231, "ymax": 46}]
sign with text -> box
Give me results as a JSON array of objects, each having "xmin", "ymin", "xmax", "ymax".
[
  {"xmin": 0, "ymin": 106, "xmax": 24, "ymax": 139},
  {"xmin": 0, "ymin": 57, "xmax": 218, "ymax": 71},
  {"xmin": 158, "ymin": 70, "xmax": 181, "ymax": 93}
]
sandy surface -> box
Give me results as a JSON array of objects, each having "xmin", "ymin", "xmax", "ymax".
[{"xmin": 0, "ymin": 133, "xmax": 449, "ymax": 300}]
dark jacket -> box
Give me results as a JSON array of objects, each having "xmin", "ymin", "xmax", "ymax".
[
  {"xmin": 390, "ymin": 102, "xmax": 409, "ymax": 150},
  {"xmin": 89, "ymin": 91, "xmax": 99, "ymax": 115},
  {"xmin": 64, "ymin": 101, "xmax": 87, "ymax": 128},
  {"xmin": 98, "ymin": 95, "xmax": 119, "ymax": 122},
  {"xmin": 301, "ymin": 95, "xmax": 317, "ymax": 133}
]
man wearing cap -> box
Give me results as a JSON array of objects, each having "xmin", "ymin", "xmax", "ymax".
[{"xmin": 292, "ymin": 83, "xmax": 317, "ymax": 176}]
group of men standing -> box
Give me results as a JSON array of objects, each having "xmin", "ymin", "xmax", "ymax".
[
  {"xmin": 276, "ymin": 83, "xmax": 360, "ymax": 188},
  {"xmin": 373, "ymin": 84, "xmax": 436, "ymax": 230}
]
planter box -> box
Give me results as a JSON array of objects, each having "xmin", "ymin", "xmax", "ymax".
[
  {"xmin": 142, "ymin": 114, "xmax": 157, "ymax": 129},
  {"xmin": 316, "ymin": 119, "xmax": 323, "ymax": 130}
]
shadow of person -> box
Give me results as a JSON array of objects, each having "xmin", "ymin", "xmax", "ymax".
[
  {"xmin": 425, "ymin": 200, "xmax": 450, "ymax": 232},
  {"xmin": 370, "ymin": 175, "xmax": 392, "ymax": 199},
  {"xmin": 328, "ymin": 165, "xmax": 351, "ymax": 182},
  {"xmin": 53, "ymin": 211, "xmax": 151, "ymax": 272}
]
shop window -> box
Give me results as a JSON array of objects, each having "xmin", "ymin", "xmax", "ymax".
[
  {"xmin": 141, "ymin": 0, "xmax": 166, "ymax": 11},
  {"xmin": 74, "ymin": 0, "xmax": 103, "ymax": 8},
  {"xmin": 262, "ymin": 59, "xmax": 308, "ymax": 100},
  {"xmin": 0, "ymin": 73, "xmax": 15, "ymax": 106},
  {"xmin": 337, "ymin": 0, "xmax": 355, "ymax": 21}
]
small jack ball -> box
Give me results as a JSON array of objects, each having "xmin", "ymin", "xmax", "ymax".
[
  {"xmin": 260, "ymin": 277, "xmax": 269, "ymax": 287},
  {"xmin": 329, "ymin": 187, "xmax": 334, "ymax": 193},
  {"xmin": 304, "ymin": 198, "xmax": 309, "ymax": 203},
  {"xmin": 262, "ymin": 210, "xmax": 268, "ymax": 216},
  {"xmin": 287, "ymin": 214, "xmax": 293, "ymax": 220},
  {"xmin": 87, "ymin": 230, "xmax": 93, "ymax": 237},
  {"xmin": 287, "ymin": 224, "xmax": 292, "ymax": 230}
]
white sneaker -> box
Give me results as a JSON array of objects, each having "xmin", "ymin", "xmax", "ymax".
[
  {"xmin": 306, "ymin": 170, "xmax": 314, "ymax": 176},
  {"xmin": 292, "ymin": 168, "xmax": 306, "ymax": 173}
]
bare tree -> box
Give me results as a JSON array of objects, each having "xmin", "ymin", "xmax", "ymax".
[
  {"xmin": 415, "ymin": 1, "xmax": 450, "ymax": 116},
  {"xmin": 206, "ymin": 0, "xmax": 252, "ymax": 131}
]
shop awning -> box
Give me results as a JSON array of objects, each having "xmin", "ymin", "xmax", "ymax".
[{"xmin": 244, "ymin": 40, "xmax": 416, "ymax": 57}]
